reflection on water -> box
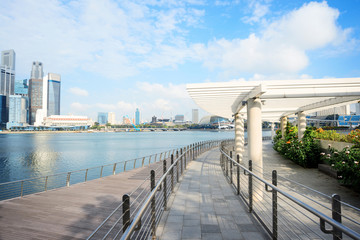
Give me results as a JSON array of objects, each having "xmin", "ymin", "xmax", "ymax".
[{"xmin": 0, "ymin": 130, "xmax": 271, "ymax": 184}]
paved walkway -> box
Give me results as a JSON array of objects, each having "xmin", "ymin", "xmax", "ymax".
[
  {"xmin": 0, "ymin": 158, "xmax": 169, "ymax": 239},
  {"xmin": 157, "ymin": 148, "xmax": 268, "ymax": 240}
]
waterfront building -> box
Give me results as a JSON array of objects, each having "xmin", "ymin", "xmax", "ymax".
[
  {"xmin": 122, "ymin": 116, "xmax": 131, "ymax": 125},
  {"xmin": 43, "ymin": 115, "xmax": 93, "ymax": 127},
  {"xmin": 108, "ymin": 112, "xmax": 116, "ymax": 125},
  {"xmin": 0, "ymin": 50, "xmax": 16, "ymax": 123},
  {"xmin": 6, "ymin": 95, "xmax": 29, "ymax": 129},
  {"xmin": 0, "ymin": 95, "xmax": 6, "ymax": 128},
  {"xmin": 46, "ymin": 73, "xmax": 61, "ymax": 116},
  {"xmin": 29, "ymin": 61, "xmax": 44, "ymax": 124},
  {"xmin": 98, "ymin": 112, "xmax": 108, "ymax": 125},
  {"xmin": 151, "ymin": 116, "xmax": 157, "ymax": 123},
  {"xmin": 135, "ymin": 108, "xmax": 140, "ymax": 125},
  {"xmin": 174, "ymin": 114, "xmax": 184, "ymax": 124},
  {"xmin": 192, "ymin": 109, "xmax": 199, "ymax": 124}
]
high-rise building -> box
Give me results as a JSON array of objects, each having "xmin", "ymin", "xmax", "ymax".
[
  {"xmin": 135, "ymin": 108, "xmax": 140, "ymax": 125},
  {"xmin": 151, "ymin": 116, "xmax": 157, "ymax": 123},
  {"xmin": 0, "ymin": 95, "xmax": 6, "ymax": 127},
  {"xmin": 108, "ymin": 112, "xmax": 116, "ymax": 125},
  {"xmin": 14, "ymin": 79, "xmax": 28, "ymax": 96},
  {"xmin": 29, "ymin": 61, "xmax": 44, "ymax": 124},
  {"xmin": 0, "ymin": 50, "xmax": 16, "ymax": 123},
  {"xmin": 6, "ymin": 95, "xmax": 28, "ymax": 129},
  {"xmin": 46, "ymin": 73, "xmax": 61, "ymax": 116},
  {"xmin": 192, "ymin": 109, "xmax": 199, "ymax": 124},
  {"xmin": 98, "ymin": 112, "xmax": 108, "ymax": 125}
]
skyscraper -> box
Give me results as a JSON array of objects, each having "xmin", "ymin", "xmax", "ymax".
[
  {"xmin": 192, "ymin": 109, "xmax": 199, "ymax": 124},
  {"xmin": 98, "ymin": 112, "xmax": 108, "ymax": 125},
  {"xmin": 108, "ymin": 112, "xmax": 116, "ymax": 125},
  {"xmin": 46, "ymin": 73, "xmax": 61, "ymax": 116},
  {"xmin": 6, "ymin": 95, "xmax": 28, "ymax": 129},
  {"xmin": 0, "ymin": 95, "xmax": 6, "ymax": 127},
  {"xmin": 29, "ymin": 61, "xmax": 44, "ymax": 124},
  {"xmin": 135, "ymin": 108, "xmax": 140, "ymax": 125},
  {"xmin": 0, "ymin": 50, "xmax": 16, "ymax": 123},
  {"xmin": 14, "ymin": 79, "xmax": 28, "ymax": 96}
]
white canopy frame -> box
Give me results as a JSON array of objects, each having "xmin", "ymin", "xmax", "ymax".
[{"xmin": 187, "ymin": 78, "xmax": 360, "ymax": 167}]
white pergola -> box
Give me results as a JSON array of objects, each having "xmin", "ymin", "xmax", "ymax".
[{"xmin": 187, "ymin": 78, "xmax": 360, "ymax": 166}]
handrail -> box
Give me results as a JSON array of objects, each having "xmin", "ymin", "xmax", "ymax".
[
  {"xmin": 0, "ymin": 146, "xmax": 188, "ymax": 201},
  {"xmin": 108, "ymin": 139, "xmax": 227, "ymax": 240},
  {"xmin": 220, "ymin": 145, "xmax": 360, "ymax": 240}
]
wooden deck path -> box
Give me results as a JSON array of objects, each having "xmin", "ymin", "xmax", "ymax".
[{"xmin": 0, "ymin": 158, "xmax": 171, "ymax": 239}]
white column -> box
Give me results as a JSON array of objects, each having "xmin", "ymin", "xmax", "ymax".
[
  {"xmin": 247, "ymin": 98, "xmax": 262, "ymax": 165},
  {"xmin": 298, "ymin": 111, "xmax": 306, "ymax": 139},
  {"xmin": 235, "ymin": 113, "xmax": 244, "ymax": 161},
  {"xmin": 280, "ymin": 116, "xmax": 287, "ymax": 139},
  {"xmin": 271, "ymin": 122, "xmax": 275, "ymax": 140}
]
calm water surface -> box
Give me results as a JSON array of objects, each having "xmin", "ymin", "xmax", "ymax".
[{"xmin": 0, "ymin": 130, "xmax": 238, "ymax": 183}]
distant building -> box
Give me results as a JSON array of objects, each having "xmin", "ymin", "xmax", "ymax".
[
  {"xmin": 43, "ymin": 115, "xmax": 93, "ymax": 127},
  {"xmin": 0, "ymin": 95, "xmax": 6, "ymax": 127},
  {"xmin": 192, "ymin": 109, "xmax": 199, "ymax": 124},
  {"xmin": 6, "ymin": 95, "xmax": 29, "ymax": 129},
  {"xmin": 108, "ymin": 112, "xmax": 116, "ymax": 125},
  {"xmin": 135, "ymin": 108, "xmax": 140, "ymax": 125},
  {"xmin": 151, "ymin": 116, "xmax": 157, "ymax": 123},
  {"xmin": 174, "ymin": 114, "xmax": 184, "ymax": 123},
  {"xmin": 46, "ymin": 73, "xmax": 61, "ymax": 116},
  {"xmin": 29, "ymin": 61, "xmax": 44, "ymax": 124},
  {"xmin": 14, "ymin": 79, "xmax": 28, "ymax": 96},
  {"xmin": 199, "ymin": 115, "xmax": 231, "ymax": 125},
  {"xmin": 123, "ymin": 116, "xmax": 131, "ymax": 125},
  {"xmin": 1, "ymin": 49, "xmax": 16, "ymax": 123},
  {"xmin": 316, "ymin": 105, "xmax": 350, "ymax": 116},
  {"xmin": 98, "ymin": 112, "xmax": 108, "ymax": 125}
]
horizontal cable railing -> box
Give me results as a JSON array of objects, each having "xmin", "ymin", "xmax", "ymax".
[
  {"xmin": 88, "ymin": 139, "xmax": 227, "ymax": 240},
  {"xmin": 220, "ymin": 140, "xmax": 360, "ymax": 240},
  {"xmin": 0, "ymin": 146, "xmax": 189, "ymax": 201}
]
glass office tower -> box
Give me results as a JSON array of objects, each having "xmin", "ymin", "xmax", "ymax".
[
  {"xmin": 47, "ymin": 73, "xmax": 61, "ymax": 116},
  {"xmin": 98, "ymin": 112, "xmax": 108, "ymax": 125},
  {"xmin": 29, "ymin": 61, "xmax": 44, "ymax": 124},
  {"xmin": 135, "ymin": 108, "xmax": 140, "ymax": 125}
]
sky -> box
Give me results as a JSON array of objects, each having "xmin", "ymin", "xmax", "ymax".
[{"xmin": 1, "ymin": 0, "xmax": 360, "ymax": 123}]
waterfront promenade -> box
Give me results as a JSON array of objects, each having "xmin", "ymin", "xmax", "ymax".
[
  {"xmin": 0, "ymin": 158, "xmax": 169, "ymax": 239},
  {"xmin": 156, "ymin": 148, "xmax": 267, "ymax": 240},
  {"xmin": 1, "ymin": 140, "xmax": 360, "ymax": 239}
]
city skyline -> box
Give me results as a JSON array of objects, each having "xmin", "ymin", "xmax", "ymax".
[{"xmin": 1, "ymin": 1, "xmax": 360, "ymax": 121}]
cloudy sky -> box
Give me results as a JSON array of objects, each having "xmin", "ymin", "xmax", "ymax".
[{"xmin": 1, "ymin": 0, "xmax": 359, "ymax": 122}]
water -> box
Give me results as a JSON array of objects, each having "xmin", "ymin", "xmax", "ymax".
[{"xmin": 0, "ymin": 130, "xmax": 240, "ymax": 183}]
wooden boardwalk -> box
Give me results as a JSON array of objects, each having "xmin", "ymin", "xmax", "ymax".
[{"xmin": 0, "ymin": 158, "xmax": 170, "ymax": 239}]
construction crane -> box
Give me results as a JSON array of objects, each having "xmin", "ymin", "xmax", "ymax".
[{"xmin": 124, "ymin": 115, "xmax": 140, "ymax": 131}]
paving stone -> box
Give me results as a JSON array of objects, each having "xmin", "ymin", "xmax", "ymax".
[
  {"xmin": 182, "ymin": 226, "xmax": 201, "ymax": 239},
  {"xmin": 201, "ymin": 224, "xmax": 221, "ymax": 233}
]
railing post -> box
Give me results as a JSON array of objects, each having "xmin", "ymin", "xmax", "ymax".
[
  {"xmin": 332, "ymin": 194, "xmax": 342, "ymax": 240},
  {"xmin": 85, "ymin": 169, "xmax": 88, "ymax": 182},
  {"xmin": 272, "ymin": 170, "xmax": 278, "ymax": 240},
  {"xmin": 171, "ymin": 154, "xmax": 174, "ymax": 192},
  {"xmin": 66, "ymin": 172, "xmax": 71, "ymax": 187},
  {"xmin": 192, "ymin": 144, "xmax": 195, "ymax": 160},
  {"xmin": 230, "ymin": 151, "xmax": 233, "ymax": 184},
  {"xmin": 176, "ymin": 151, "xmax": 179, "ymax": 182},
  {"xmin": 149, "ymin": 155, "xmax": 152, "ymax": 165},
  {"xmin": 151, "ymin": 170, "xmax": 156, "ymax": 239},
  {"xmin": 123, "ymin": 194, "xmax": 130, "ymax": 233},
  {"xmin": 113, "ymin": 164, "xmax": 117, "ymax": 175},
  {"xmin": 225, "ymin": 151, "xmax": 229, "ymax": 178},
  {"xmin": 248, "ymin": 160, "xmax": 253, "ymax": 213},
  {"xmin": 45, "ymin": 176, "xmax": 48, "ymax": 191},
  {"xmin": 124, "ymin": 161, "xmax": 127, "ymax": 172},
  {"xmin": 237, "ymin": 154, "xmax": 240, "ymax": 195},
  {"xmin": 20, "ymin": 180, "xmax": 24, "ymax": 197},
  {"xmin": 134, "ymin": 159, "xmax": 137, "ymax": 169},
  {"xmin": 163, "ymin": 160, "xmax": 167, "ymax": 209},
  {"xmin": 142, "ymin": 157, "xmax": 145, "ymax": 167},
  {"xmin": 184, "ymin": 147, "xmax": 187, "ymax": 170},
  {"xmin": 180, "ymin": 148, "xmax": 183, "ymax": 175},
  {"xmin": 100, "ymin": 166, "xmax": 104, "ymax": 178}
]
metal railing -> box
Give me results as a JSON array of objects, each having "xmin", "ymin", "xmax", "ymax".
[
  {"xmin": 220, "ymin": 141, "xmax": 360, "ymax": 240},
  {"xmin": 87, "ymin": 140, "xmax": 226, "ymax": 240},
  {"xmin": 0, "ymin": 147, "xmax": 187, "ymax": 201}
]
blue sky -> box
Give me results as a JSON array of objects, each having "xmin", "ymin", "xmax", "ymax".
[{"xmin": 1, "ymin": 0, "xmax": 360, "ymax": 122}]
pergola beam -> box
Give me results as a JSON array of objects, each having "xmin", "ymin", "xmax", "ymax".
[{"xmin": 232, "ymin": 84, "xmax": 267, "ymax": 114}]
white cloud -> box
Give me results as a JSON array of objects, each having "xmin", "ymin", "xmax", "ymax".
[
  {"xmin": 154, "ymin": 99, "xmax": 173, "ymax": 111},
  {"xmin": 70, "ymin": 102, "xmax": 91, "ymax": 110},
  {"xmin": 136, "ymin": 82, "xmax": 188, "ymax": 99},
  {"xmin": 95, "ymin": 103, "xmax": 117, "ymax": 110},
  {"xmin": 243, "ymin": 2, "xmax": 270, "ymax": 24},
  {"xmin": 198, "ymin": 1, "xmax": 354, "ymax": 75},
  {"xmin": 69, "ymin": 87, "xmax": 89, "ymax": 96},
  {"xmin": 0, "ymin": 0, "xmax": 204, "ymax": 79},
  {"xmin": 117, "ymin": 101, "xmax": 138, "ymax": 112}
]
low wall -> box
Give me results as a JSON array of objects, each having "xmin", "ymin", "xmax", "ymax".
[{"xmin": 318, "ymin": 139, "xmax": 354, "ymax": 153}]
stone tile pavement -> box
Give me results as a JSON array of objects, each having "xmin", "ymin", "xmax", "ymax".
[{"xmin": 157, "ymin": 148, "xmax": 269, "ymax": 240}]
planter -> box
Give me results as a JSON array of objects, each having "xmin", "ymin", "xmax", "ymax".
[{"xmin": 318, "ymin": 139, "xmax": 354, "ymax": 154}]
